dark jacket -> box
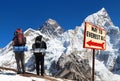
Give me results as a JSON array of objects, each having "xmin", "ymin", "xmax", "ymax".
[{"xmin": 32, "ymin": 41, "xmax": 47, "ymax": 51}]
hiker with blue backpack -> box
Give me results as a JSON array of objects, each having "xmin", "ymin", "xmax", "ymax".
[{"xmin": 12, "ymin": 28, "xmax": 27, "ymax": 74}]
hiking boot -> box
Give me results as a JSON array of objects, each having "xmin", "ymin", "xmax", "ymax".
[
  {"xmin": 41, "ymin": 74, "xmax": 44, "ymax": 76},
  {"xmin": 22, "ymin": 71, "xmax": 25, "ymax": 74},
  {"xmin": 17, "ymin": 71, "xmax": 21, "ymax": 74},
  {"xmin": 37, "ymin": 73, "xmax": 39, "ymax": 76}
]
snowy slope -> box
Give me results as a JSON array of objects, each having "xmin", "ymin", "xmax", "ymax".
[
  {"xmin": 0, "ymin": 70, "xmax": 72, "ymax": 81},
  {"xmin": 81, "ymin": 8, "xmax": 120, "ymax": 80},
  {"xmin": 54, "ymin": 8, "xmax": 120, "ymax": 80},
  {"xmin": 86, "ymin": 8, "xmax": 120, "ymax": 69}
]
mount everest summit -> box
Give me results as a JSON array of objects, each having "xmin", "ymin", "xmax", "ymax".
[
  {"xmin": 39, "ymin": 19, "xmax": 64, "ymax": 38},
  {"xmin": 1, "ymin": 8, "xmax": 120, "ymax": 81}
]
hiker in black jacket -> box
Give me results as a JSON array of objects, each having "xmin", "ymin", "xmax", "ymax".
[{"xmin": 32, "ymin": 35, "xmax": 47, "ymax": 76}]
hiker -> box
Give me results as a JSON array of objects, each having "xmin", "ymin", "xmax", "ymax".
[
  {"xmin": 12, "ymin": 28, "xmax": 26, "ymax": 74},
  {"xmin": 32, "ymin": 35, "xmax": 47, "ymax": 76}
]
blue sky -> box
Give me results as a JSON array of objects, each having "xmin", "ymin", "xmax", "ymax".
[{"xmin": 0, "ymin": 0, "xmax": 120, "ymax": 48}]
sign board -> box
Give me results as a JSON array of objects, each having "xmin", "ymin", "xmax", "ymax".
[{"xmin": 83, "ymin": 22, "xmax": 106, "ymax": 50}]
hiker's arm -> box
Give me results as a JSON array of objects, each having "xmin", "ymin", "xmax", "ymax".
[
  {"xmin": 11, "ymin": 37, "xmax": 15, "ymax": 46},
  {"xmin": 32, "ymin": 44, "xmax": 35, "ymax": 50},
  {"xmin": 11, "ymin": 41, "xmax": 14, "ymax": 46},
  {"xmin": 44, "ymin": 42, "xmax": 47, "ymax": 49}
]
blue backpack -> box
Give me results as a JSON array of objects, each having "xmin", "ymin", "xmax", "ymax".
[{"xmin": 13, "ymin": 46, "xmax": 28, "ymax": 52}]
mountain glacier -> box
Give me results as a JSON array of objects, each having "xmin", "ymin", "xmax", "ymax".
[{"xmin": 0, "ymin": 8, "xmax": 120, "ymax": 81}]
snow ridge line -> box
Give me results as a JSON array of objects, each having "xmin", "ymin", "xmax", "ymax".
[{"xmin": 0, "ymin": 67, "xmax": 59, "ymax": 81}]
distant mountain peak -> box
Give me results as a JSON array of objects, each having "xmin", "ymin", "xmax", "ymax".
[
  {"xmin": 97, "ymin": 7, "xmax": 109, "ymax": 17},
  {"xmin": 100, "ymin": 7, "xmax": 106, "ymax": 12},
  {"xmin": 46, "ymin": 18, "xmax": 57, "ymax": 25},
  {"xmin": 39, "ymin": 18, "xmax": 64, "ymax": 38},
  {"xmin": 85, "ymin": 8, "xmax": 113, "ymax": 29}
]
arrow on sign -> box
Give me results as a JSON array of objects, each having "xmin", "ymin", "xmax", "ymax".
[{"xmin": 87, "ymin": 40, "xmax": 104, "ymax": 49}]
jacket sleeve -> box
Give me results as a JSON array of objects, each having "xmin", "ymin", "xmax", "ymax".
[
  {"xmin": 12, "ymin": 37, "xmax": 15, "ymax": 46},
  {"xmin": 32, "ymin": 44, "xmax": 35, "ymax": 50},
  {"xmin": 11, "ymin": 41, "xmax": 14, "ymax": 46},
  {"xmin": 42, "ymin": 41, "xmax": 47, "ymax": 49},
  {"xmin": 24, "ymin": 36, "xmax": 26, "ymax": 45}
]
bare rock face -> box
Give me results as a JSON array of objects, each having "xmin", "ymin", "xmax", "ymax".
[{"xmin": 52, "ymin": 53, "xmax": 92, "ymax": 81}]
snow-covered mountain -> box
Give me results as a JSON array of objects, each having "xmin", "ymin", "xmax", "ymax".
[
  {"xmin": 1, "ymin": 8, "xmax": 120, "ymax": 81},
  {"xmin": 39, "ymin": 18, "xmax": 64, "ymax": 38},
  {"xmin": 84, "ymin": 8, "xmax": 120, "ymax": 71}
]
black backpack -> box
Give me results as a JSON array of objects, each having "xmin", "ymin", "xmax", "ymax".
[
  {"xmin": 34, "ymin": 35, "xmax": 47, "ymax": 49},
  {"xmin": 35, "ymin": 41, "xmax": 47, "ymax": 49}
]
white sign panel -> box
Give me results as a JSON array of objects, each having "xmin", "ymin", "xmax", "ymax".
[{"xmin": 83, "ymin": 22, "xmax": 106, "ymax": 50}]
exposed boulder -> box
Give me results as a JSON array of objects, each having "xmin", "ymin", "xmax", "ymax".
[{"xmin": 53, "ymin": 53, "xmax": 91, "ymax": 81}]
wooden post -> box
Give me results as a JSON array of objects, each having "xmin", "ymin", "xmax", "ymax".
[{"xmin": 92, "ymin": 49, "xmax": 95, "ymax": 81}]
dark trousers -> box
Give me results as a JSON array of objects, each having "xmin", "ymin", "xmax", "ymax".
[
  {"xmin": 34, "ymin": 53, "xmax": 44, "ymax": 76},
  {"xmin": 15, "ymin": 51, "xmax": 25, "ymax": 73}
]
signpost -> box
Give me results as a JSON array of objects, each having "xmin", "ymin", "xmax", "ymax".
[{"xmin": 83, "ymin": 22, "xmax": 106, "ymax": 81}]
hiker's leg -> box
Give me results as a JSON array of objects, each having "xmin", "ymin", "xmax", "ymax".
[
  {"xmin": 15, "ymin": 52, "xmax": 21, "ymax": 73},
  {"xmin": 41, "ymin": 54, "xmax": 44, "ymax": 76},
  {"xmin": 34, "ymin": 54, "xmax": 40, "ymax": 75},
  {"xmin": 20, "ymin": 52, "xmax": 25, "ymax": 73}
]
